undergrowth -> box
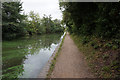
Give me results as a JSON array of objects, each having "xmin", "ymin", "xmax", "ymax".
[{"xmin": 71, "ymin": 34, "xmax": 120, "ymax": 78}]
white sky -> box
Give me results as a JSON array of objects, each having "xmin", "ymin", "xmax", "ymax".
[{"xmin": 21, "ymin": 0, "xmax": 62, "ymax": 20}]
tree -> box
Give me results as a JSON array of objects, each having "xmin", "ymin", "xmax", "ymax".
[
  {"xmin": 26, "ymin": 11, "xmax": 41, "ymax": 35},
  {"xmin": 2, "ymin": 1, "xmax": 26, "ymax": 39}
]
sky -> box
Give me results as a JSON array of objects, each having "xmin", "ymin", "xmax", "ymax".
[{"xmin": 21, "ymin": 0, "xmax": 62, "ymax": 20}]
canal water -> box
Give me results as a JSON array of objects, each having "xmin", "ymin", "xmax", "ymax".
[{"xmin": 2, "ymin": 33, "xmax": 64, "ymax": 78}]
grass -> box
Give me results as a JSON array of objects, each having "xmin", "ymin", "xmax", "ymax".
[
  {"xmin": 47, "ymin": 33, "xmax": 66, "ymax": 78},
  {"xmin": 70, "ymin": 34, "xmax": 120, "ymax": 78}
]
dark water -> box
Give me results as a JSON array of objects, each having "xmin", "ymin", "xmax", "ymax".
[{"xmin": 2, "ymin": 33, "xmax": 64, "ymax": 78}]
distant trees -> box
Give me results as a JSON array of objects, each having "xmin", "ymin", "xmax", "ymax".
[
  {"xmin": 25, "ymin": 11, "xmax": 41, "ymax": 35},
  {"xmin": 2, "ymin": 1, "xmax": 64, "ymax": 40},
  {"xmin": 25, "ymin": 11, "xmax": 64, "ymax": 35}
]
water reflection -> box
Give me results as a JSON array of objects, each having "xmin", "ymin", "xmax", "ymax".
[{"xmin": 2, "ymin": 33, "xmax": 63, "ymax": 78}]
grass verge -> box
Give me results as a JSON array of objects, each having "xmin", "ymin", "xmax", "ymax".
[{"xmin": 47, "ymin": 33, "xmax": 66, "ymax": 78}]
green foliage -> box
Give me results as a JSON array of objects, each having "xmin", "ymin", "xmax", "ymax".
[
  {"xmin": 24, "ymin": 11, "xmax": 42, "ymax": 35},
  {"xmin": 93, "ymin": 45, "xmax": 99, "ymax": 49},
  {"xmin": 102, "ymin": 66, "xmax": 111, "ymax": 72},
  {"xmin": 18, "ymin": 11, "xmax": 64, "ymax": 35},
  {"xmin": 40, "ymin": 15, "xmax": 64, "ymax": 34},
  {"xmin": 2, "ymin": 65, "xmax": 23, "ymax": 78},
  {"xmin": 104, "ymin": 42, "xmax": 113, "ymax": 48},
  {"xmin": 112, "ymin": 45, "xmax": 119, "ymax": 50},
  {"xmin": 81, "ymin": 36, "xmax": 90, "ymax": 45},
  {"xmin": 90, "ymin": 41, "xmax": 96, "ymax": 47},
  {"xmin": 102, "ymin": 54, "xmax": 109, "ymax": 60}
]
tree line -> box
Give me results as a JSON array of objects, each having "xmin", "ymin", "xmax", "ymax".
[
  {"xmin": 60, "ymin": 2, "xmax": 120, "ymax": 39},
  {"xmin": 2, "ymin": 1, "xmax": 64, "ymax": 40}
]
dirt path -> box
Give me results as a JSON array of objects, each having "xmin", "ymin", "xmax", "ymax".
[{"xmin": 51, "ymin": 33, "xmax": 94, "ymax": 78}]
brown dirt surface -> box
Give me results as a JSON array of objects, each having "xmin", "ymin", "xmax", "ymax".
[{"xmin": 51, "ymin": 33, "xmax": 95, "ymax": 78}]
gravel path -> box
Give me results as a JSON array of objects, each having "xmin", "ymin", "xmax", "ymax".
[{"xmin": 51, "ymin": 33, "xmax": 94, "ymax": 78}]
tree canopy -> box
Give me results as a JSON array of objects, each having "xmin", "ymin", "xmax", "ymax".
[{"xmin": 60, "ymin": 2, "xmax": 120, "ymax": 39}]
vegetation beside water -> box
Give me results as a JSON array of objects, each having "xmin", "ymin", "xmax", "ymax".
[
  {"xmin": 60, "ymin": 2, "xmax": 120, "ymax": 78},
  {"xmin": 2, "ymin": 1, "xmax": 64, "ymax": 40}
]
